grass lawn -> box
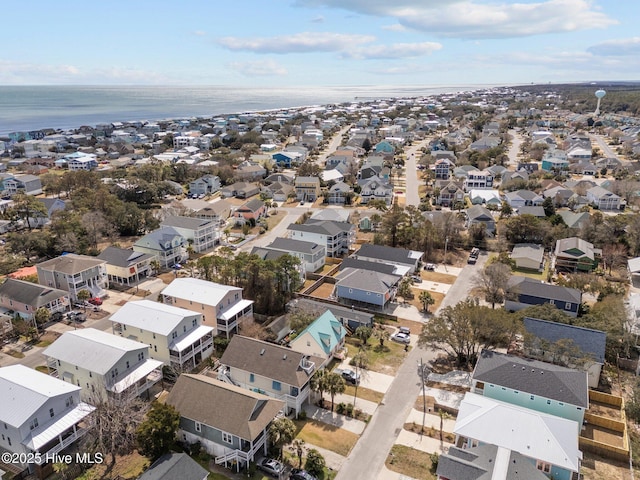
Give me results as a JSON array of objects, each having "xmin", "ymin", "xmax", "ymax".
[
  {"xmin": 294, "ymin": 419, "xmax": 359, "ymax": 457},
  {"xmin": 420, "ymin": 271, "xmax": 458, "ymax": 284},
  {"xmin": 35, "ymin": 365, "xmax": 49, "ymax": 374},
  {"xmin": 343, "ymin": 384, "xmax": 384, "ymax": 404},
  {"xmin": 512, "ymin": 262, "xmax": 549, "ymax": 281},
  {"xmin": 345, "ymin": 339, "xmax": 408, "ymax": 375},
  {"xmin": 77, "ymin": 452, "xmax": 149, "ymax": 480},
  {"xmin": 386, "ymin": 445, "xmax": 436, "ymax": 480},
  {"xmin": 407, "ymin": 289, "xmax": 445, "ymax": 315},
  {"xmin": 266, "ymin": 211, "xmax": 287, "ymax": 230},
  {"xmin": 5, "ymin": 349, "xmax": 24, "ymax": 359}
]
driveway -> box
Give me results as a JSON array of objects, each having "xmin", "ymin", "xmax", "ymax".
[{"xmin": 335, "ymin": 358, "xmax": 395, "ymax": 393}]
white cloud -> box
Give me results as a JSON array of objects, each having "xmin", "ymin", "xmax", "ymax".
[
  {"xmin": 381, "ymin": 24, "xmax": 406, "ymax": 32},
  {"xmin": 588, "ymin": 37, "xmax": 640, "ymax": 56},
  {"xmin": 193, "ymin": 30, "xmax": 206, "ymax": 36},
  {"xmin": 296, "ymin": 0, "xmax": 616, "ymax": 39},
  {"xmin": 228, "ymin": 59, "xmax": 288, "ymax": 76},
  {"xmin": 342, "ymin": 42, "xmax": 442, "ymax": 59},
  {"xmin": 311, "ymin": 15, "xmax": 325, "ymax": 23},
  {"xmin": 218, "ymin": 32, "xmax": 375, "ymax": 53}
]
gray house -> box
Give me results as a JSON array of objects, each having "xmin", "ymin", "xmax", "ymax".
[
  {"xmin": 166, "ymin": 374, "xmax": 284, "ymax": 472},
  {"xmin": 188, "ymin": 174, "xmax": 221, "ymax": 196},
  {"xmin": 334, "ymin": 267, "xmax": 400, "ymax": 311},
  {"xmin": 133, "ymin": 226, "xmax": 187, "ymax": 268},
  {"xmin": 138, "ymin": 452, "xmax": 208, "ymax": 480},
  {"xmin": 465, "ymin": 205, "xmax": 495, "ymax": 235}
]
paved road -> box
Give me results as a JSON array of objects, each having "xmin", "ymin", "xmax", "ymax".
[
  {"xmin": 237, "ymin": 206, "xmax": 306, "ymax": 252},
  {"xmin": 403, "ymin": 140, "xmax": 430, "ymax": 207},
  {"xmin": 506, "ymin": 129, "xmax": 523, "ymax": 170},
  {"xmin": 435, "ymin": 253, "xmax": 488, "ymax": 314},
  {"xmin": 589, "ymin": 133, "xmax": 623, "ymax": 163},
  {"xmin": 317, "ymin": 124, "xmax": 352, "ymax": 166}
]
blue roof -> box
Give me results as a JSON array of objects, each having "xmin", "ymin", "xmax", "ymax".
[
  {"xmin": 297, "ymin": 310, "xmax": 346, "ymax": 355},
  {"xmin": 523, "ymin": 317, "xmax": 606, "ymax": 364}
]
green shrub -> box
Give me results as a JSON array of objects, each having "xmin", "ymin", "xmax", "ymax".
[{"xmin": 305, "ymin": 449, "xmax": 326, "ymax": 477}]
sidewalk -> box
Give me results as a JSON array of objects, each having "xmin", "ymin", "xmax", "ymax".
[
  {"xmin": 423, "ymin": 387, "xmax": 464, "ymax": 411},
  {"xmin": 377, "ymin": 464, "xmax": 418, "ymax": 480},
  {"xmin": 302, "ymin": 404, "xmax": 367, "ymax": 435},
  {"xmin": 285, "ymin": 443, "xmax": 346, "ymax": 472},
  {"xmin": 405, "ymin": 410, "xmax": 456, "ymax": 432},
  {"xmin": 332, "ymin": 392, "xmax": 378, "ymax": 416},
  {"xmin": 395, "ymin": 429, "xmax": 451, "ymax": 455}
]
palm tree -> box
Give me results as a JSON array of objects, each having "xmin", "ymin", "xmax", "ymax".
[
  {"xmin": 373, "ymin": 325, "xmax": 390, "ymax": 349},
  {"xmin": 269, "ymin": 417, "xmax": 296, "ymax": 460},
  {"xmin": 419, "ymin": 291, "xmax": 435, "ymax": 313},
  {"xmin": 438, "ymin": 409, "xmax": 452, "ymax": 445},
  {"xmin": 325, "ymin": 372, "xmax": 346, "ymax": 412},
  {"xmin": 292, "ymin": 439, "xmax": 306, "ymax": 468},
  {"xmin": 309, "ymin": 369, "xmax": 328, "ymax": 408}
]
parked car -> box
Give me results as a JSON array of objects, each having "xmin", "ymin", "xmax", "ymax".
[
  {"xmin": 341, "ymin": 368, "xmax": 360, "ymax": 385},
  {"xmin": 257, "ymin": 458, "xmax": 285, "ymax": 477},
  {"xmin": 392, "ymin": 332, "xmax": 411, "ymax": 344},
  {"xmin": 399, "ymin": 326, "xmax": 410, "ymax": 335},
  {"xmin": 411, "ymin": 275, "xmax": 422, "ymax": 284},
  {"xmin": 425, "ymin": 263, "xmax": 436, "ymax": 271},
  {"xmin": 88, "ymin": 297, "xmax": 103, "ymax": 306},
  {"xmin": 67, "ymin": 311, "xmax": 87, "ymax": 323},
  {"xmin": 290, "ymin": 469, "xmax": 318, "ymax": 480}
]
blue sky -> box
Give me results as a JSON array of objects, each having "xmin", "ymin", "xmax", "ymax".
[{"xmin": 1, "ymin": 0, "xmax": 638, "ymax": 86}]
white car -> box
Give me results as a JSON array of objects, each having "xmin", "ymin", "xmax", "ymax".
[{"xmin": 392, "ymin": 332, "xmax": 411, "ymax": 344}]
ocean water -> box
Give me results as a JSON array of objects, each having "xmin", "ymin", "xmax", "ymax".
[{"xmin": 0, "ymin": 84, "xmax": 494, "ymax": 135}]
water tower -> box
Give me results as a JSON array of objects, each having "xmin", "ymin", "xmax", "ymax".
[{"xmin": 594, "ymin": 89, "xmax": 606, "ymax": 116}]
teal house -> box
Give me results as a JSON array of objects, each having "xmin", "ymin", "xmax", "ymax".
[{"xmin": 289, "ymin": 310, "xmax": 347, "ymax": 366}]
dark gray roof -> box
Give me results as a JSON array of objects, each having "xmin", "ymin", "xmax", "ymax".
[
  {"xmin": 354, "ymin": 244, "xmax": 421, "ymax": 266},
  {"xmin": 241, "ymin": 198, "xmax": 265, "ymax": 212},
  {"xmin": 472, "ymin": 350, "xmax": 588, "ymax": 408},
  {"xmin": 97, "ymin": 246, "xmax": 154, "ymax": 268},
  {"xmin": 523, "ymin": 317, "xmax": 606, "ymax": 364},
  {"xmin": 288, "ymin": 219, "xmax": 354, "ymax": 236},
  {"xmin": 0, "ymin": 278, "xmax": 68, "ymax": 308},
  {"xmin": 134, "ymin": 226, "xmax": 184, "ymax": 251},
  {"xmin": 292, "ymin": 298, "xmax": 374, "ymax": 326},
  {"xmin": 466, "ymin": 205, "xmax": 494, "ymax": 221},
  {"xmin": 137, "ymin": 452, "xmax": 208, "ymax": 480},
  {"xmin": 437, "ymin": 445, "xmax": 549, "ymax": 480},
  {"xmin": 268, "ymin": 237, "xmax": 324, "ymax": 255},
  {"xmin": 335, "ymin": 267, "xmax": 400, "ymax": 294},
  {"xmin": 517, "ymin": 206, "xmax": 546, "ymax": 217},
  {"xmin": 507, "ymin": 276, "xmax": 582, "ymax": 304},
  {"xmin": 339, "ymin": 257, "xmax": 397, "ymax": 275}
]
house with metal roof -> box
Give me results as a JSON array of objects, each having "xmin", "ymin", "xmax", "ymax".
[
  {"xmin": 161, "ymin": 215, "xmax": 218, "ymax": 253},
  {"xmin": 289, "ymin": 310, "xmax": 347, "ymax": 366},
  {"xmin": 436, "ymin": 444, "xmax": 549, "ymax": 480},
  {"xmin": 218, "ymin": 335, "xmax": 322, "ymax": 417},
  {"xmin": 36, "ymin": 253, "xmax": 108, "ymax": 302},
  {"xmin": 138, "ymin": 452, "xmax": 208, "ymax": 480},
  {"xmin": 471, "ymin": 349, "xmax": 589, "ymax": 425},
  {"xmin": 454, "ymin": 392, "xmax": 582, "ymax": 480},
  {"xmin": 505, "ymin": 276, "xmax": 582, "ymax": 317},
  {"xmin": 0, "ymin": 365, "xmax": 95, "ymax": 476},
  {"xmin": 0, "ymin": 278, "xmax": 69, "ymax": 321},
  {"xmin": 133, "ymin": 226, "xmax": 188, "ymax": 268},
  {"xmin": 96, "ymin": 246, "xmax": 155, "ymax": 286},
  {"xmin": 43, "ymin": 328, "xmax": 163, "ymax": 400},
  {"xmin": 161, "ymin": 277, "xmax": 253, "ymax": 338},
  {"xmin": 554, "ymin": 237, "xmax": 600, "ymax": 273},
  {"xmin": 523, "ymin": 317, "xmax": 606, "ymax": 389},
  {"xmin": 110, "ymin": 300, "xmax": 214, "ymax": 371},
  {"xmin": 166, "ymin": 374, "xmax": 284, "ymax": 472}
]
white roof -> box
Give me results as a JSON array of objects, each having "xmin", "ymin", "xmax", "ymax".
[
  {"xmin": 110, "ymin": 299, "xmax": 201, "ymax": 336},
  {"xmin": 43, "ymin": 328, "xmax": 149, "ymax": 375},
  {"xmin": 628, "ymin": 257, "xmax": 640, "ymax": 274},
  {"xmin": 218, "ymin": 299, "xmax": 253, "ymax": 321},
  {"xmin": 109, "ymin": 359, "xmax": 163, "ymax": 394},
  {"xmin": 454, "ymin": 393, "xmax": 582, "ymax": 473},
  {"xmin": 468, "ymin": 189, "xmax": 501, "ymax": 202},
  {"xmin": 320, "ymin": 169, "xmax": 344, "ymax": 182},
  {"xmin": 0, "ymin": 365, "xmax": 80, "ymax": 428},
  {"xmin": 161, "ymin": 278, "xmax": 242, "ymax": 307},
  {"xmin": 24, "ymin": 402, "xmax": 95, "ymax": 451},
  {"xmin": 170, "ymin": 325, "xmax": 215, "ymax": 351}
]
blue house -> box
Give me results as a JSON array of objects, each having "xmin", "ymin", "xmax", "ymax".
[
  {"xmin": 272, "ymin": 151, "xmax": 302, "ymax": 168},
  {"xmin": 505, "ymin": 276, "xmax": 581, "ymax": 317},
  {"xmin": 374, "ymin": 140, "xmax": 395, "ymax": 154},
  {"xmin": 334, "ymin": 267, "xmax": 400, "ymax": 311},
  {"xmin": 542, "ymin": 157, "xmax": 569, "ymax": 172}
]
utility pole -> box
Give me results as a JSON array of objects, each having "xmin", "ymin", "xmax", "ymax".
[
  {"xmin": 444, "ymin": 237, "xmax": 449, "ymax": 272},
  {"xmin": 420, "ymin": 358, "xmax": 427, "ymax": 437}
]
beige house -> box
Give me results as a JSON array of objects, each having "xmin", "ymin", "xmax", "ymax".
[
  {"xmin": 161, "ymin": 278, "xmax": 253, "ymax": 338},
  {"xmin": 96, "ymin": 246, "xmax": 155, "ymax": 286},
  {"xmin": 110, "ymin": 300, "xmax": 214, "ymax": 370},
  {"xmin": 0, "ymin": 278, "xmax": 69, "ymax": 320},
  {"xmin": 294, "ymin": 176, "xmax": 321, "ymax": 202}
]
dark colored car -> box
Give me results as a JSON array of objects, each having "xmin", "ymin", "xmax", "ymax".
[
  {"xmin": 256, "ymin": 458, "xmax": 285, "ymax": 477},
  {"xmin": 290, "ymin": 469, "xmax": 318, "ymax": 480}
]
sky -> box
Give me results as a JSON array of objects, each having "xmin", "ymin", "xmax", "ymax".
[{"xmin": 1, "ymin": 0, "xmax": 639, "ymax": 87}]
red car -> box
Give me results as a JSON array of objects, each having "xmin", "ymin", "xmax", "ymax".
[{"xmin": 88, "ymin": 297, "xmax": 103, "ymax": 306}]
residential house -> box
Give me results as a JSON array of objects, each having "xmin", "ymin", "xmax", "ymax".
[
  {"xmin": 188, "ymin": 175, "xmax": 221, "ymax": 196},
  {"xmin": 467, "ymin": 189, "xmax": 501, "ymax": 206},
  {"xmin": 453, "ymin": 393, "xmax": 582, "ymax": 480},
  {"xmin": 161, "ymin": 215, "xmax": 218, "ymax": 253},
  {"xmin": 43, "ymin": 328, "xmax": 163, "ymax": 400},
  {"xmin": 287, "ymin": 219, "xmax": 355, "ymax": 257},
  {"xmin": 133, "ymin": 226, "xmax": 188, "ymax": 268},
  {"xmin": 233, "ymin": 199, "xmax": 266, "ymax": 225},
  {"xmin": 554, "ymin": 237, "xmax": 600, "ymax": 272},
  {"xmin": 256, "ymin": 237, "xmax": 325, "ymax": 273},
  {"xmin": 543, "ymin": 185, "xmax": 573, "ymax": 207},
  {"xmin": 0, "ymin": 365, "xmax": 95, "ymax": 476},
  {"xmin": 166, "ymin": 375, "xmax": 283, "ymax": 472},
  {"xmin": 65, "ymin": 152, "xmax": 98, "ymax": 171},
  {"xmin": 501, "ymin": 169, "xmax": 529, "ymax": 185},
  {"xmin": 523, "ymin": 317, "xmax": 606, "ymax": 388},
  {"xmin": 558, "ymin": 211, "xmax": 590, "ymax": 229},
  {"xmin": 542, "ymin": 157, "xmax": 569, "ymax": 172},
  {"xmin": 96, "ymin": 246, "xmax": 155, "ymax": 287},
  {"xmin": 352, "ymin": 244, "xmax": 422, "ymax": 275},
  {"xmin": 517, "ymin": 162, "xmax": 539, "ymax": 174},
  {"xmin": 505, "ymin": 276, "xmax": 582, "ymax": 317},
  {"xmin": 469, "ymin": 136, "xmax": 501, "ymax": 151},
  {"xmin": 36, "ymin": 254, "xmax": 108, "ymax": 301},
  {"xmin": 220, "ymin": 182, "xmax": 260, "ymax": 199},
  {"xmin": 571, "ymin": 161, "xmax": 597, "ymax": 176},
  {"xmin": 326, "ymin": 181, "xmax": 353, "ymax": 205},
  {"xmin": 432, "ymin": 158, "xmax": 455, "ymax": 180},
  {"xmin": 236, "ymin": 162, "xmax": 266, "ymax": 180},
  {"xmin": 218, "ymin": 335, "xmax": 321, "ymax": 416},
  {"xmin": 161, "ymin": 277, "xmax": 253, "ymax": 338},
  {"xmin": 28, "ymin": 198, "xmax": 66, "ymax": 228},
  {"xmin": 272, "ymin": 151, "xmax": 302, "ymax": 168},
  {"xmin": 2, "ymin": 174, "xmax": 43, "ymax": 197},
  {"xmin": 289, "ymin": 310, "xmax": 347, "ymax": 366},
  {"xmin": 290, "ymin": 298, "xmax": 374, "ymax": 331},
  {"xmin": 294, "ymin": 176, "xmax": 321, "ymax": 202},
  {"xmin": 262, "ymin": 181, "xmax": 293, "ymax": 203},
  {"xmin": 110, "ymin": 299, "xmax": 214, "ymax": 370},
  {"xmin": 504, "ymin": 190, "xmax": 544, "ymax": 209},
  {"xmin": 137, "ymin": 452, "xmax": 209, "ymax": 480},
  {"xmin": 192, "ymin": 200, "xmax": 231, "ymax": 227},
  {"xmin": 511, "ymin": 244, "xmax": 544, "ymax": 271},
  {"xmin": 358, "ymin": 175, "xmax": 394, "ymax": 205},
  {"xmin": 463, "ymin": 169, "xmax": 494, "ymax": 191},
  {"xmin": 516, "ymin": 206, "xmax": 546, "ymax": 218},
  {"xmin": 334, "ymin": 267, "xmax": 400, "ymax": 311},
  {"xmin": 586, "ymin": 185, "xmax": 621, "ymax": 210},
  {"xmin": 436, "ymin": 444, "xmax": 549, "ymax": 480},
  {"xmin": 436, "ymin": 180, "xmax": 465, "ymax": 207},
  {"xmin": 465, "ymin": 205, "xmax": 495, "ymax": 235},
  {"xmin": 0, "ymin": 278, "xmax": 69, "ymax": 321}
]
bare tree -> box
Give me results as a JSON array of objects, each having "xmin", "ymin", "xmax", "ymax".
[
  {"xmin": 474, "ymin": 262, "xmax": 511, "ymax": 309},
  {"xmin": 601, "ymin": 243, "xmax": 627, "ymax": 275}
]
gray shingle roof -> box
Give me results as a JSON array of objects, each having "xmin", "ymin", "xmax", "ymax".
[
  {"xmin": 507, "ymin": 276, "xmax": 582, "ymax": 304},
  {"xmin": 472, "ymin": 350, "xmax": 588, "ymax": 408},
  {"xmin": 0, "ymin": 278, "xmax": 68, "ymax": 308},
  {"xmin": 267, "ymin": 237, "xmax": 324, "ymax": 255},
  {"xmin": 523, "ymin": 317, "xmax": 606, "ymax": 364},
  {"xmin": 37, "ymin": 253, "xmax": 106, "ymax": 275},
  {"xmin": 161, "ymin": 215, "xmax": 214, "ymax": 230},
  {"xmin": 96, "ymin": 246, "xmax": 154, "ymax": 268},
  {"xmin": 138, "ymin": 453, "xmax": 208, "ymax": 480},
  {"xmin": 288, "ymin": 219, "xmax": 354, "ymax": 236},
  {"xmin": 335, "ymin": 267, "xmax": 400, "ymax": 293},
  {"xmin": 354, "ymin": 244, "xmax": 421, "ymax": 266}
]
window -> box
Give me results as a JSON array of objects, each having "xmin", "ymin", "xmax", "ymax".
[
  {"xmin": 547, "ymin": 399, "xmax": 551, "ymax": 405},
  {"xmin": 536, "ymin": 461, "xmax": 551, "ymax": 473},
  {"xmin": 565, "ymin": 302, "xmax": 571, "ymax": 310},
  {"xmin": 222, "ymin": 431, "xmax": 233, "ymax": 444},
  {"xmin": 30, "ymin": 418, "xmax": 38, "ymax": 430},
  {"xmin": 65, "ymin": 397, "xmax": 73, "ymax": 408},
  {"xmin": 193, "ymin": 318, "xmax": 197, "ymax": 326},
  {"xmin": 126, "ymin": 361, "xmax": 130, "ymax": 369},
  {"xmin": 272, "ymin": 381, "xmax": 282, "ymax": 391},
  {"xmin": 530, "ymin": 395, "xmax": 534, "ymax": 401},
  {"xmin": 249, "ymin": 373, "xmax": 255, "ymax": 383},
  {"xmin": 549, "ymin": 299, "xmax": 555, "ymax": 305},
  {"xmin": 49, "ymin": 408, "xmax": 54, "ymax": 418},
  {"xmin": 195, "ymin": 422, "xmax": 201, "ymax": 433},
  {"xmin": 172, "ymin": 332, "xmax": 178, "ymax": 339},
  {"xmin": 89, "ymin": 371, "xmax": 92, "ymax": 378},
  {"xmin": 154, "ymin": 345, "xmax": 157, "ymax": 352},
  {"xmin": 7, "ymin": 437, "xmax": 10, "ymax": 446}
]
